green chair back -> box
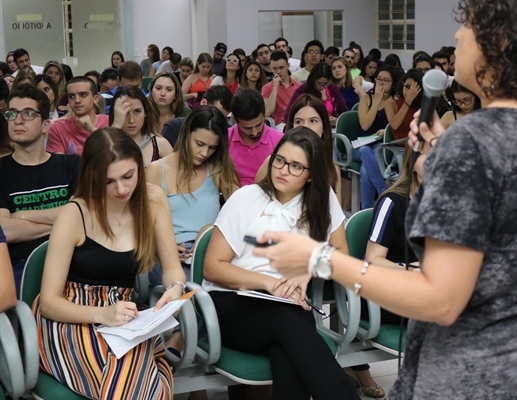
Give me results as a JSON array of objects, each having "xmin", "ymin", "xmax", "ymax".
[
  {"xmin": 21, "ymin": 241, "xmax": 48, "ymax": 306},
  {"xmin": 21, "ymin": 242, "xmax": 89, "ymax": 400},
  {"xmin": 142, "ymin": 77, "xmax": 153, "ymax": 90},
  {"xmin": 384, "ymin": 124, "xmax": 394, "ymax": 164},
  {"xmin": 345, "ymin": 209, "xmax": 374, "ymax": 259},
  {"xmin": 351, "ymin": 102, "xmax": 359, "ymax": 111},
  {"xmin": 191, "ymin": 227, "xmax": 214, "ymax": 284},
  {"xmin": 335, "ymin": 111, "xmax": 361, "ymax": 144}
]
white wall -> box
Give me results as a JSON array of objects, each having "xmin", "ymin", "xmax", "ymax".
[
  {"xmin": 218, "ymin": 0, "xmax": 374, "ymax": 57},
  {"xmin": 131, "ymin": 0, "xmax": 192, "ymax": 63}
]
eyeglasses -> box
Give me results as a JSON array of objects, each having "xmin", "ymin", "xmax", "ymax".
[
  {"xmin": 403, "ymin": 83, "xmax": 411, "ymax": 89},
  {"xmin": 376, "ymin": 78, "xmax": 392, "ymax": 84},
  {"xmin": 453, "ymin": 95, "xmax": 474, "ymax": 107},
  {"xmin": 315, "ymin": 80, "xmax": 330, "ymax": 88},
  {"xmin": 4, "ymin": 108, "xmax": 43, "ymax": 121},
  {"xmin": 226, "ymin": 58, "xmax": 239, "ymax": 64},
  {"xmin": 307, "ymin": 50, "xmax": 321, "ymax": 55},
  {"xmin": 271, "ymin": 154, "xmax": 309, "ymax": 177}
]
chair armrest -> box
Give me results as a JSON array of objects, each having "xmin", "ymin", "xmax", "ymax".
[
  {"xmin": 9, "ymin": 301, "xmax": 39, "ymax": 391},
  {"xmin": 333, "ymin": 133, "xmax": 353, "ymax": 168},
  {"xmin": 356, "ymin": 299, "xmax": 381, "ymax": 341},
  {"xmin": 185, "ymin": 282, "xmax": 221, "ymax": 366},
  {"xmin": 333, "ymin": 282, "xmax": 361, "ymax": 344},
  {"xmin": 264, "ymin": 117, "xmax": 276, "ymax": 130},
  {"xmin": 0, "ymin": 311, "xmax": 25, "ymax": 398},
  {"xmin": 375, "ymin": 144, "xmax": 404, "ymax": 179},
  {"xmin": 149, "ymin": 286, "xmax": 198, "ymax": 370},
  {"xmin": 309, "ymin": 278, "xmax": 343, "ymax": 343}
]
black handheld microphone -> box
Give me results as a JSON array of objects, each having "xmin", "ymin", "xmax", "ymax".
[{"xmin": 413, "ymin": 69, "xmax": 449, "ymax": 153}]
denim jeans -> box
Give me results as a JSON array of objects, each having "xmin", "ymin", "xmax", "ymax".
[{"xmin": 352, "ymin": 142, "xmax": 388, "ymax": 209}]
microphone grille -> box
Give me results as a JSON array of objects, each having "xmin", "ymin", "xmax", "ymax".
[{"xmin": 422, "ymin": 69, "xmax": 449, "ymax": 97}]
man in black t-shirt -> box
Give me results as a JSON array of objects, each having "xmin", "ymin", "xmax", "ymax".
[{"xmin": 0, "ymin": 84, "xmax": 79, "ymax": 295}]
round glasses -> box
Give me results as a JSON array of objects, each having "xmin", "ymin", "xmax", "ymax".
[
  {"xmin": 271, "ymin": 154, "xmax": 309, "ymax": 177},
  {"xmin": 4, "ymin": 108, "xmax": 43, "ymax": 121}
]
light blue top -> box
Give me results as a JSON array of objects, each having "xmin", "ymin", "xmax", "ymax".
[{"xmin": 159, "ymin": 159, "xmax": 220, "ymax": 243}]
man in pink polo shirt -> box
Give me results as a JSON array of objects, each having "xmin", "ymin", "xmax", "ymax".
[
  {"xmin": 229, "ymin": 89, "xmax": 283, "ymax": 186},
  {"xmin": 47, "ymin": 77, "xmax": 109, "ymax": 156},
  {"xmin": 262, "ymin": 51, "xmax": 301, "ymax": 126}
]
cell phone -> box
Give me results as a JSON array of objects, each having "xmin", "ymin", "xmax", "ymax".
[{"xmin": 243, "ymin": 235, "xmax": 277, "ymax": 247}]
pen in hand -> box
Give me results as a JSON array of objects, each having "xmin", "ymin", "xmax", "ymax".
[{"xmin": 304, "ymin": 299, "xmax": 329, "ymax": 318}]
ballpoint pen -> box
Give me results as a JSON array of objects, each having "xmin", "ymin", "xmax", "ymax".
[{"xmin": 304, "ymin": 299, "xmax": 329, "ymax": 318}]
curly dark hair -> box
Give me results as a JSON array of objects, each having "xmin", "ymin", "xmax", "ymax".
[{"xmin": 456, "ymin": 0, "xmax": 517, "ymax": 99}]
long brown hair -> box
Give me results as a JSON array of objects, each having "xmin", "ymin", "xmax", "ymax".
[
  {"xmin": 285, "ymin": 94, "xmax": 337, "ymax": 192},
  {"xmin": 330, "ymin": 57, "xmax": 353, "ymax": 89},
  {"xmin": 174, "ymin": 106, "xmax": 240, "ymax": 198},
  {"xmin": 258, "ymin": 127, "xmax": 331, "ymax": 241},
  {"xmin": 376, "ymin": 142, "xmax": 420, "ymax": 205},
  {"xmin": 43, "ymin": 60, "xmax": 66, "ymax": 99},
  {"xmin": 75, "ymin": 128, "xmax": 156, "ymax": 273},
  {"xmin": 108, "ymin": 85, "xmax": 153, "ymax": 137},
  {"xmin": 148, "ymin": 73, "xmax": 185, "ymax": 134},
  {"xmin": 193, "ymin": 53, "xmax": 213, "ymax": 76}
]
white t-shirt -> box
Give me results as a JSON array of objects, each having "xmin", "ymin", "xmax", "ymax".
[
  {"xmin": 288, "ymin": 58, "xmax": 301, "ymax": 73},
  {"xmin": 202, "ymin": 184, "xmax": 345, "ymax": 292},
  {"xmin": 12, "ymin": 65, "xmax": 43, "ymax": 77}
]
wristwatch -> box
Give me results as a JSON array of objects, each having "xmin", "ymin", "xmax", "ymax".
[{"xmin": 308, "ymin": 243, "xmax": 335, "ymax": 280}]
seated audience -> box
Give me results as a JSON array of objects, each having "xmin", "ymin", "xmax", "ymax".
[
  {"xmin": 257, "ymin": 94, "xmax": 342, "ymax": 205},
  {"xmin": 256, "ymin": 43, "xmax": 274, "ymax": 81},
  {"xmin": 101, "ymin": 61, "xmax": 145, "ymax": 114},
  {"xmin": 0, "ymin": 84, "xmax": 79, "ymax": 295},
  {"xmin": 43, "ymin": 61, "xmax": 66, "ymax": 100},
  {"xmin": 330, "ymin": 57, "xmax": 359, "ymax": 110},
  {"xmin": 84, "ymin": 70, "xmax": 101, "ymax": 92},
  {"xmin": 229, "ymin": 89, "xmax": 283, "ymax": 185},
  {"xmin": 232, "ymin": 48, "xmax": 247, "ymax": 69},
  {"xmin": 262, "ymin": 51, "xmax": 301, "ymax": 125},
  {"xmin": 383, "ymin": 53, "xmax": 402, "ymax": 68},
  {"xmin": 210, "ymin": 53, "xmax": 242, "ymax": 95},
  {"xmin": 175, "ymin": 57, "xmax": 194, "ymax": 86},
  {"xmin": 284, "ymin": 63, "xmax": 348, "ymax": 126},
  {"xmin": 12, "ymin": 48, "xmax": 43, "ymax": 76},
  {"xmin": 148, "ymin": 72, "xmax": 190, "ymax": 135},
  {"xmin": 353, "ymin": 55, "xmax": 378, "ymax": 98},
  {"xmin": 203, "ymin": 127, "xmax": 360, "ymax": 400},
  {"xmin": 441, "ymin": 80, "xmax": 481, "ymax": 129},
  {"xmin": 161, "ymin": 85, "xmax": 233, "ymax": 148},
  {"xmin": 6, "ymin": 52, "xmax": 18, "ymax": 74},
  {"xmin": 141, "ymin": 44, "xmax": 160, "ymax": 77},
  {"xmin": 355, "ymin": 65, "xmax": 398, "ymax": 208},
  {"xmin": 111, "ymin": 50, "xmax": 125, "ymax": 69},
  {"xmin": 182, "ymin": 53, "xmax": 213, "ymax": 108},
  {"xmin": 110, "ymin": 85, "xmax": 172, "ymax": 167},
  {"xmin": 212, "ymin": 42, "xmax": 227, "ymax": 76},
  {"xmin": 48, "ymin": 77, "xmax": 109, "ymax": 155},
  {"xmin": 292, "ymin": 40, "xmax": 325, "ymax": 82},
  {"xmin": 33, "ymin": 74, "xmax": 59, "ymax": 121},
  {"xmin": 385, "ymin": 68, "xmax": 424, "ymax": 145},
  {"xmin": 343, "ymin": 47, "xmax": 361, "ymax": 79},
  {"xmin": 238, "ymin": 61, "xmax": 267, "ymax": 93},
  {"xmin": 157, "ymin": 52, "xmax": 182, "ymax": 75},
  {"xmin": 325, "ymin": 46, "xmax": 340, "ymax": 65},
  {"xmin": 2, "ymin": 75, "xmax": 14, "ymax": 90},
  {"xmin": 274, "ymin": 37, "xmax": 301, "ymax": 73},
  {"xmin": 12, "ymin": 69, "xmax": 36, "ymax": 90},
  {"xmin": 34, "ymin": 128, "xmax": 185, "ymax": 399},
  {"xmin": 150, "ymin": 46, "xmax": 174, "ymax": 78}
]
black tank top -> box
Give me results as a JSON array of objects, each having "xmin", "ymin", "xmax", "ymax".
[{"xmin": 66, "ymin": 201, "xmax": 139, "ymax": 288}]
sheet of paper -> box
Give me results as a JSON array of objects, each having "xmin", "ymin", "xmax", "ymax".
[
  {"xmin": 352, "ymin": 134, "xmax": 381, "ymax": 149},
  {"xmin": 101, "ymin": 316, "xmax": 179, "ymax": 359},
  {"xmin": 237, "ymin": 290, "xmax": 295, "ymax": 304}
]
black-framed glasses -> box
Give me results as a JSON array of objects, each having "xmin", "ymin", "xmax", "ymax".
[
  {"xmin": 271, "ymin": 153, "xmax": 309, "ymax": 177},
  {"xmin": 307, "ymin": 50, "xmax": 321, "ymax": 55},
  {"xmin": 315, "ymin": 80, "xmax": 330, "ymax": 89},
  {"xmin": 453, "ymin": 95, "xmax": 473, "ymax": 107},
  {"xmin": 376, "ymin": 77, "xmax": 392, "ymax": 84},
  {"xmin": 4, "ymin": 108, "xmax": 43, "ymax": 121},
  {"xmin": 403, "ymin": 83, "xmax": 411, "ymax": 89}
]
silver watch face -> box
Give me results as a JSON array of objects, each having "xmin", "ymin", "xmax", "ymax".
[{"xmin": 316, "ymin": 259, "xmax": 332, "ymax": 279}]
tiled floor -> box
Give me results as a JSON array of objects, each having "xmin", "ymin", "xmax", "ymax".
[{"xmin": 175, "ymin": 358, "xmax": 400, "ymax": 399}]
